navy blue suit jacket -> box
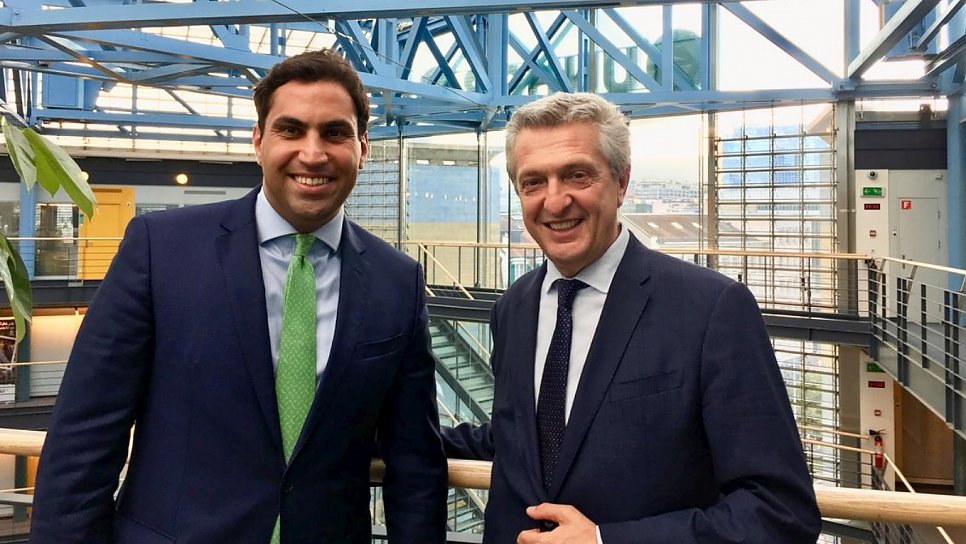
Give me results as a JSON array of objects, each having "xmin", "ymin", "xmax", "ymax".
[
  {"xmin": 444, "ymin": 235, "xmax": 821, "ymax": 543},
  {"xmin": 31, "ymin": 189, "xmax": 447, "ymax": 544}
]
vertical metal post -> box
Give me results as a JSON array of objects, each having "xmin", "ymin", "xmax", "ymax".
[
  {"xmin": 19, "ymin": 179, "xmax": 37, "ymax": 279},
  {"xmin": 476, "ymin": 131, "xmax": 489, "ymax": 288},
  {"xmin": 946, "ymin": 95, "xmax": 965, "ymax": 291},
  {"xmin": 662, "ymin": 5, "xmax": 673, "ymax": 91},
  {"xmin": 897, "ymin": 277, "xmax": 910, "ymax": 383},
  {"xmin": 13, "ymin": 333, "xmax": 30, "ymax": 522},
  {"xmin": 702, "ymin": 3, "xmax": 718, "ymax": 268},
  {"xmin": 835, "ymin": 102, "xmax": 857, "ymax": 314},
  {"xmin": 921, "ymin": 283, "xmax": 928, "ymax": 368},
  {"xmin": 397, "ymin": 131, "xmax": 408, "ymax": 250}
]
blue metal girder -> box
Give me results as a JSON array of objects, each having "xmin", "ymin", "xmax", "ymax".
[
  {"xmin": 720, "ymin": 2, "xmax": 838, "ymax": 84},
  {"xmin": 602, "ymin": 9, "xmax": 695, "ymax": 91},
  {"xmin": 0, "ymin": 0, "xmax": 752, "ymax": 33},
  {"xmin": 0, "ymin": 0, "xmax": 950, "ymax": 143},
  {"xmin": 128, "ymin": 65, "xmax": 220, "ymax": 85},
  {"xmin": 925, "ymin": 33, "xmax": 966, "ymax": 77},
  {"xmin": 524, "ymin": 12, "xmax": 573, "ymax": 92},
  {"xmin": 848, "ymin": 0, "xmax": 943, "ymax": 79},
  {"xmin": 916, "ymin": 0, "xmax": 966, "ymax": 51},
  {"xmin": 445, "ymin": 16, "xmax": 493, "ymax": 93},
  {"xmin": 562, "ymin": 10, "xmax": 661, "ymax": 91},
  {"xmin": 508, "ymin": 13, "xmax": 570, "ymax": 93},
  {"xmin": 31, "ymin": 108, "xmax": 253, "ymax": 129}
]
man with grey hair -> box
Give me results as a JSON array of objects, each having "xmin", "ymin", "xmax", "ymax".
[{"xmin": 443, "ymin": 92, "xmax": 821, "ymax": 543}]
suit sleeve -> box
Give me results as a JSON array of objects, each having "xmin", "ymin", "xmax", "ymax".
[
  {"xmin": 31, "ymin": 217, "xmax": 155, "ymax": 544},
  {"xmin": 598, "ymin": 282, "xmax": 822, "ymax": 544},
  {"xmin": 377, "ymin": 265, "xmax": 448, "ymax": 544}
]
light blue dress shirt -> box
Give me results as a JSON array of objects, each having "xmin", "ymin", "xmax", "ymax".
[{"xmin": 255, "ymin": 189, "xmax": 342, "ymax": 381}]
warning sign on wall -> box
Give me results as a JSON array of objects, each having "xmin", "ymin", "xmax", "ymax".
[{"xmin": 901, "ymin": 199, "xmax": 912, "ymax": 210}]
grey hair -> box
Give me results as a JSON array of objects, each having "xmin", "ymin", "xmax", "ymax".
[{"xmin": 504, "ymin": 92, "xmax": 631, "ymax": 184}]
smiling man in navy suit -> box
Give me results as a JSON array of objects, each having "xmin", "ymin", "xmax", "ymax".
[
  {"xmin": 443, "ymin": 92, "xmax": 821, "ymax": 544},
  {"xmin": 31, "ymin": 50, "xmax": 447, "ymax": 544}
]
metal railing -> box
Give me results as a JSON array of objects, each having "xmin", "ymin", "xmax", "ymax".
[
  {"xmin": 868, "ymin": 256, "xmax": 966, "ymax": 438},
  {"xmin": 0, "ymin": 428, "xmax": 964, "ymax": 540},
  {"xmin": 11, "ymin": 237, "xmax": 123, "ymax": 281},
  {"xmin": 403, "ymin": 240, "xmax": 868, "ymax": 315}
]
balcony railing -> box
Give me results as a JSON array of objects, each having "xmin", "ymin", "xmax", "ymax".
[
  {"xmin": 0, "ymin": 427, "xmax": 964, "ymax": 542},
  {"xmin": 12, "ymin": 236, "xmax": 123, "ymax": 281}
]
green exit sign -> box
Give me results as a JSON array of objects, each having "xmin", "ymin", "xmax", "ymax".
[
  {"xmin": 862, "ymin": 186, "xmax": 883, "ymax": 197},
  {"xmin": 867, "ymin": 362, "xmax": 884, "ymax": 373}
]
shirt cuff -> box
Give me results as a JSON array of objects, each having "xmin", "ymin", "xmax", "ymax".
[{"xmin": 596, "ymin": 525, "xmax": 603, "ymax": 544}]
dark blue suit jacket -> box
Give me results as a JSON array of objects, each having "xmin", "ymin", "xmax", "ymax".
[
  {"xmin": 444, "ymin": 235, "xmax": 821, "ymax": 543},
  {"xmin": 31, "ymin": 189, "xmax": 447, "ymax": 544}
]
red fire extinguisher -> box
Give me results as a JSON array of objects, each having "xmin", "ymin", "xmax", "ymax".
[{"xmin": 872, "ymin": 431, "xmax": 885, "ymax": 471}]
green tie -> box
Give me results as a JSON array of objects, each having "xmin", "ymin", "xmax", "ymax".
[{"xmin": 271, "ymin": 233, "xmax": 317, "ymax": 544}]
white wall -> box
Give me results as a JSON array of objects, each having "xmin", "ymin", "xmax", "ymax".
[
  {"xmin": 28, "ymin": 314, "xmax": 83, "ymax": 397},
  {"xmin": 858, "ymin": 351, "xmax": 896, "ymax": 489}
]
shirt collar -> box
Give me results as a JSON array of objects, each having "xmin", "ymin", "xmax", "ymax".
[
  {"xmin": 255, "ymin": 187, "xmax": 344, "ymax": 253},
  {"xmin": 543, "ymin": 225, "xmax": 630, "ymax": 295}
]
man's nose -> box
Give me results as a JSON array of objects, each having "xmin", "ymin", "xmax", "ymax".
[
  {"xmin": 300, "ymin": 135, "xmax": 329, "ymax": 164},
  {"xmin": 543, "ymin": 179, "xmax": 571, "ymax": 214}
]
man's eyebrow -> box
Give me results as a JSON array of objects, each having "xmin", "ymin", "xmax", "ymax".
[
  {"xmin": 270, "ymin": 115, "xmax": 305, "ymax": 128},
  {"xmin": 320, "ymin": 119, "xmax": 355, "ymax": 131}
]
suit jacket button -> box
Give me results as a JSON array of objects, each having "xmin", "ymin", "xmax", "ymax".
[{"xmin": 283, "ymin": 484, "xmax": 294, "ymax": 494}]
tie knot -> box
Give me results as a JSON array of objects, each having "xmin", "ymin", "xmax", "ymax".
[
  {"xmin": 293, "ymin": 233, "xmax": 315, "ymax": 257},
  {"xmin": 554, "ymin": 278, "xmax": 587, "ymax": 309}
]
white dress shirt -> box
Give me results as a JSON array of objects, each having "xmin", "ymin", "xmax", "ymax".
[
  {"xmin": 255, "ymin": 189, "xmax": 342, "ymax": 381},
  {"xmin": 534, "ymin": 226, "xmax": 630, "ymax": 419},
  {"xmin": 533, "ymin": 225, "xmax": 629, "ymax": 544}
]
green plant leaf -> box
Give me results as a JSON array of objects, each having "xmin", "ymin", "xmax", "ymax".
[
  {"xmin": 1, "ymin": 118, "xmax": 38, "ymax": 191},
  {"xmin": 0, "ymin": 234, "xmax": 32, "ymax": 342},
  {"xmin": 23, "ymin": 129, "xmax": 97, "ymax": 218}
]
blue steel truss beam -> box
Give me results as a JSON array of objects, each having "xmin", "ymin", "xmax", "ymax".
[
  {"xmin": 720, "ymin": 2, "xmax": 838, "ymax": 84},
  {"xmin": 445, "ymin": 16, "xmax": 492, "ymax": 93},
  {"xmin": 848, "ymin": 0, "xmax": 943, "ymax": 80},
  {"xmin": 0, "ymin": 0, "xmax": 949, "ymax": 144},
  {"xmin": 602, "ymin": 9, "xmax": 695, "ymax": 91},
  {"xmin": 507, "ymin": 14, "xmax": 569, "ymax": 94},
  {"xmin": 0, "ymin": 0, "xmax": 754, "ymax": 33},
  {"xmin": 916, "ymin": 0, "xmax": 966, "ymax": 51},
  {"xmin": 524, "ymin": 12, "xmax": 573, "ymax": 92},
  {"xmin": 562, "ymin": 10, "xmax": 660, "ymax": 91}
]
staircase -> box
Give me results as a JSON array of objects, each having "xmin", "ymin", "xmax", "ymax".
[
  {"xmin": 430, "ymin": 318, "xmax": 492, "ymax": 534},
  {"xmin": 430, "ymin": 318, "xmax": 494, "ymax": 420},
  {"xmin": 447, "ymin": 487, "xmax": 487, "ymax": 534}
]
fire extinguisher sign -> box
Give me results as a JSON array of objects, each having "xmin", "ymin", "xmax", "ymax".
[{"xmin": 901, "ymin": 199, "xmax": 912, "ymax": 210}]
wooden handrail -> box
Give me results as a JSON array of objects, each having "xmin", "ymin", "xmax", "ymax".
[{"xmin": 4, "ymin": 429, "xmax": 964, "ymax": 528}]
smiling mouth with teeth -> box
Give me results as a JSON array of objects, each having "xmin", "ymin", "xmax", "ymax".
[
  {"xmin": 548, "ymin": 219, "xmax": 580, "ymax": 231},
  {"xmin": 293, "ymin": 175, "xmax": 333, "ymax": 186}
]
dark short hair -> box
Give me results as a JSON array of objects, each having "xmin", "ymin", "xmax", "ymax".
[{"xmin": 253, "ymin": 49, "xmax": 369, "ymax": 135}]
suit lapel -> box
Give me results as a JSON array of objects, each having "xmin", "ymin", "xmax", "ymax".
[
  {"xmin": 289, "ymin": 219, "xmax": 368, "ymax": 463},
  {"xmin": 507, "ymin": 265, "xmax": 549, "ymax": 499},
  {"xmin": 547, "ymin": 236, "xmax": 652, "ymax": 499},
  {"xmin": 216, "ymin": 189, "xmax": 283, "ymax": 460}
]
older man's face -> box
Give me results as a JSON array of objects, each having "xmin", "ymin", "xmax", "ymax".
[{"xmin": 513, "ymin": 122, "xmax": 629, "ymax": 278}]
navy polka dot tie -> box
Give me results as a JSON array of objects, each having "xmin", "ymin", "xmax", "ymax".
[{"xmin": 537, "ymin": 278, "xmax": 587, "ymax": 491}]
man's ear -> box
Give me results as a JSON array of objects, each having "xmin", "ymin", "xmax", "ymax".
[
  {"xmin": 617, "ymin": 167, "xmax": 631, "ymax": 206},
  {"xmin": 359, "ymin": 132, "xmax": 369, "ymax": 169},
  {"xmin": 252, "ymin": 124, "xmax": 263, "ymax": 165}
]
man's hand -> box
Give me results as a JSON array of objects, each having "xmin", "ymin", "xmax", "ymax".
[{"xmin": 516, "ymin": 503, "xmax": 597, "ymax": 544}]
